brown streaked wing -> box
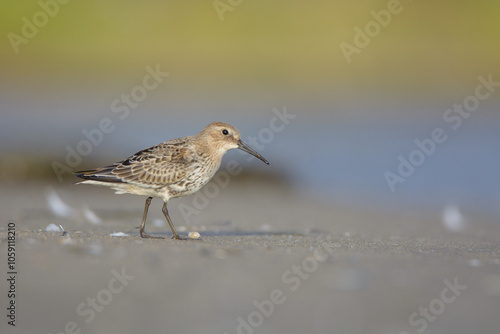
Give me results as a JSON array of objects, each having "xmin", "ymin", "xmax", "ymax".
[{"xmin": 112, "ymin": 137, "xmax": 198, "ymax": 187}]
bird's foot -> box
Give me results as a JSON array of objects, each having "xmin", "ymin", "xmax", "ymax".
[{"xmin": 138, "ymin": 229, "xmax": 164, "ymax": 239}]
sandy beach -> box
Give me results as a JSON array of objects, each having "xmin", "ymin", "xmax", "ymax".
[{"xmin": 1, "ymin": 179, "xmax": 499, "ymax": 334}]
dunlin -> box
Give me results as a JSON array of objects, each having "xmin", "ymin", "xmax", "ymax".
[{"xmin": 75, "ymin": 122, "xmax": 269, "ymax": 239}]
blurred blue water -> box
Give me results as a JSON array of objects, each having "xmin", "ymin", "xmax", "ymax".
[
  {"xmin": 276, "ymin": 117, "xmax": 500, "ymax": 219},
  {"xmin": 2, "ymin": 107, "xmax": 499, "ymax": 219}
]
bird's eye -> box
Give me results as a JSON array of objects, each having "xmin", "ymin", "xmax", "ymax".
[{"xmin": 222, "ymin": 129, "xmax": 229, "ymax": 135}]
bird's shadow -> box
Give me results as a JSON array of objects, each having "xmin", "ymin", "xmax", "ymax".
[{"xmin": 135, "ymin": 229, "xmax": 327, "ymax": 239}]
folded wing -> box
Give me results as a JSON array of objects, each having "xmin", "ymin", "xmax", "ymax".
[{"xmin": 76, "ymin": 137, "xmax": 198, "ymax": 188}]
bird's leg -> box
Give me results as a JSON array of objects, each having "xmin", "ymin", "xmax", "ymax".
[
  {"xmin": 137, "ymin": 197, "xmax": 163, "ymax": 239},
  {"xmin": 162, "ymin": 202, "xmax": 181, "ymax": 240}
]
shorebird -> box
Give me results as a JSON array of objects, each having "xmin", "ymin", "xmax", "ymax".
[{"xmin": 75, "ymin": 122, "xmax": 269, "ymax": 239}]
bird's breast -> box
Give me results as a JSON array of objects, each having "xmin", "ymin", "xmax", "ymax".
[{"xmin": 166, "ymin": 159, "xmax": 220, "ymax": 199}]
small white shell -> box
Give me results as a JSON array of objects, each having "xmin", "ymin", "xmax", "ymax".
[{"xmin": 188, "ymin": 231, "xmax": 200, "ymax": 239}]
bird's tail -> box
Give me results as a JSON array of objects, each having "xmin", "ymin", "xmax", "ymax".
[{"xmin": 75, "ymin": 164, "xmax": 124, "ymax": 183}]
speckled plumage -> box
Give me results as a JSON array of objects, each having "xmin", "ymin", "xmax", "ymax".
[{"xmin": 75, "ymin": 122, "xmax": 269, "ymax": 239}]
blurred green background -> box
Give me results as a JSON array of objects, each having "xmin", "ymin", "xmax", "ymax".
[
  {"xmin": 2, "ymin": 1, "xmax": 500, "ymax": 96},
  {"xmin": 1, "ymin": 0, "xmax": 500, "ymax": 216}
]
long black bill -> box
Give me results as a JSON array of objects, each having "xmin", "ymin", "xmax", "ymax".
[{"xmin": 237, "ymin": 140, "xmax": 269, "ymax": 165}]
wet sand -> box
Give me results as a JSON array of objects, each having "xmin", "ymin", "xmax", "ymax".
[{"xmin": 1, "ymin": 180, "xmax": 500, "ymax": 334}]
